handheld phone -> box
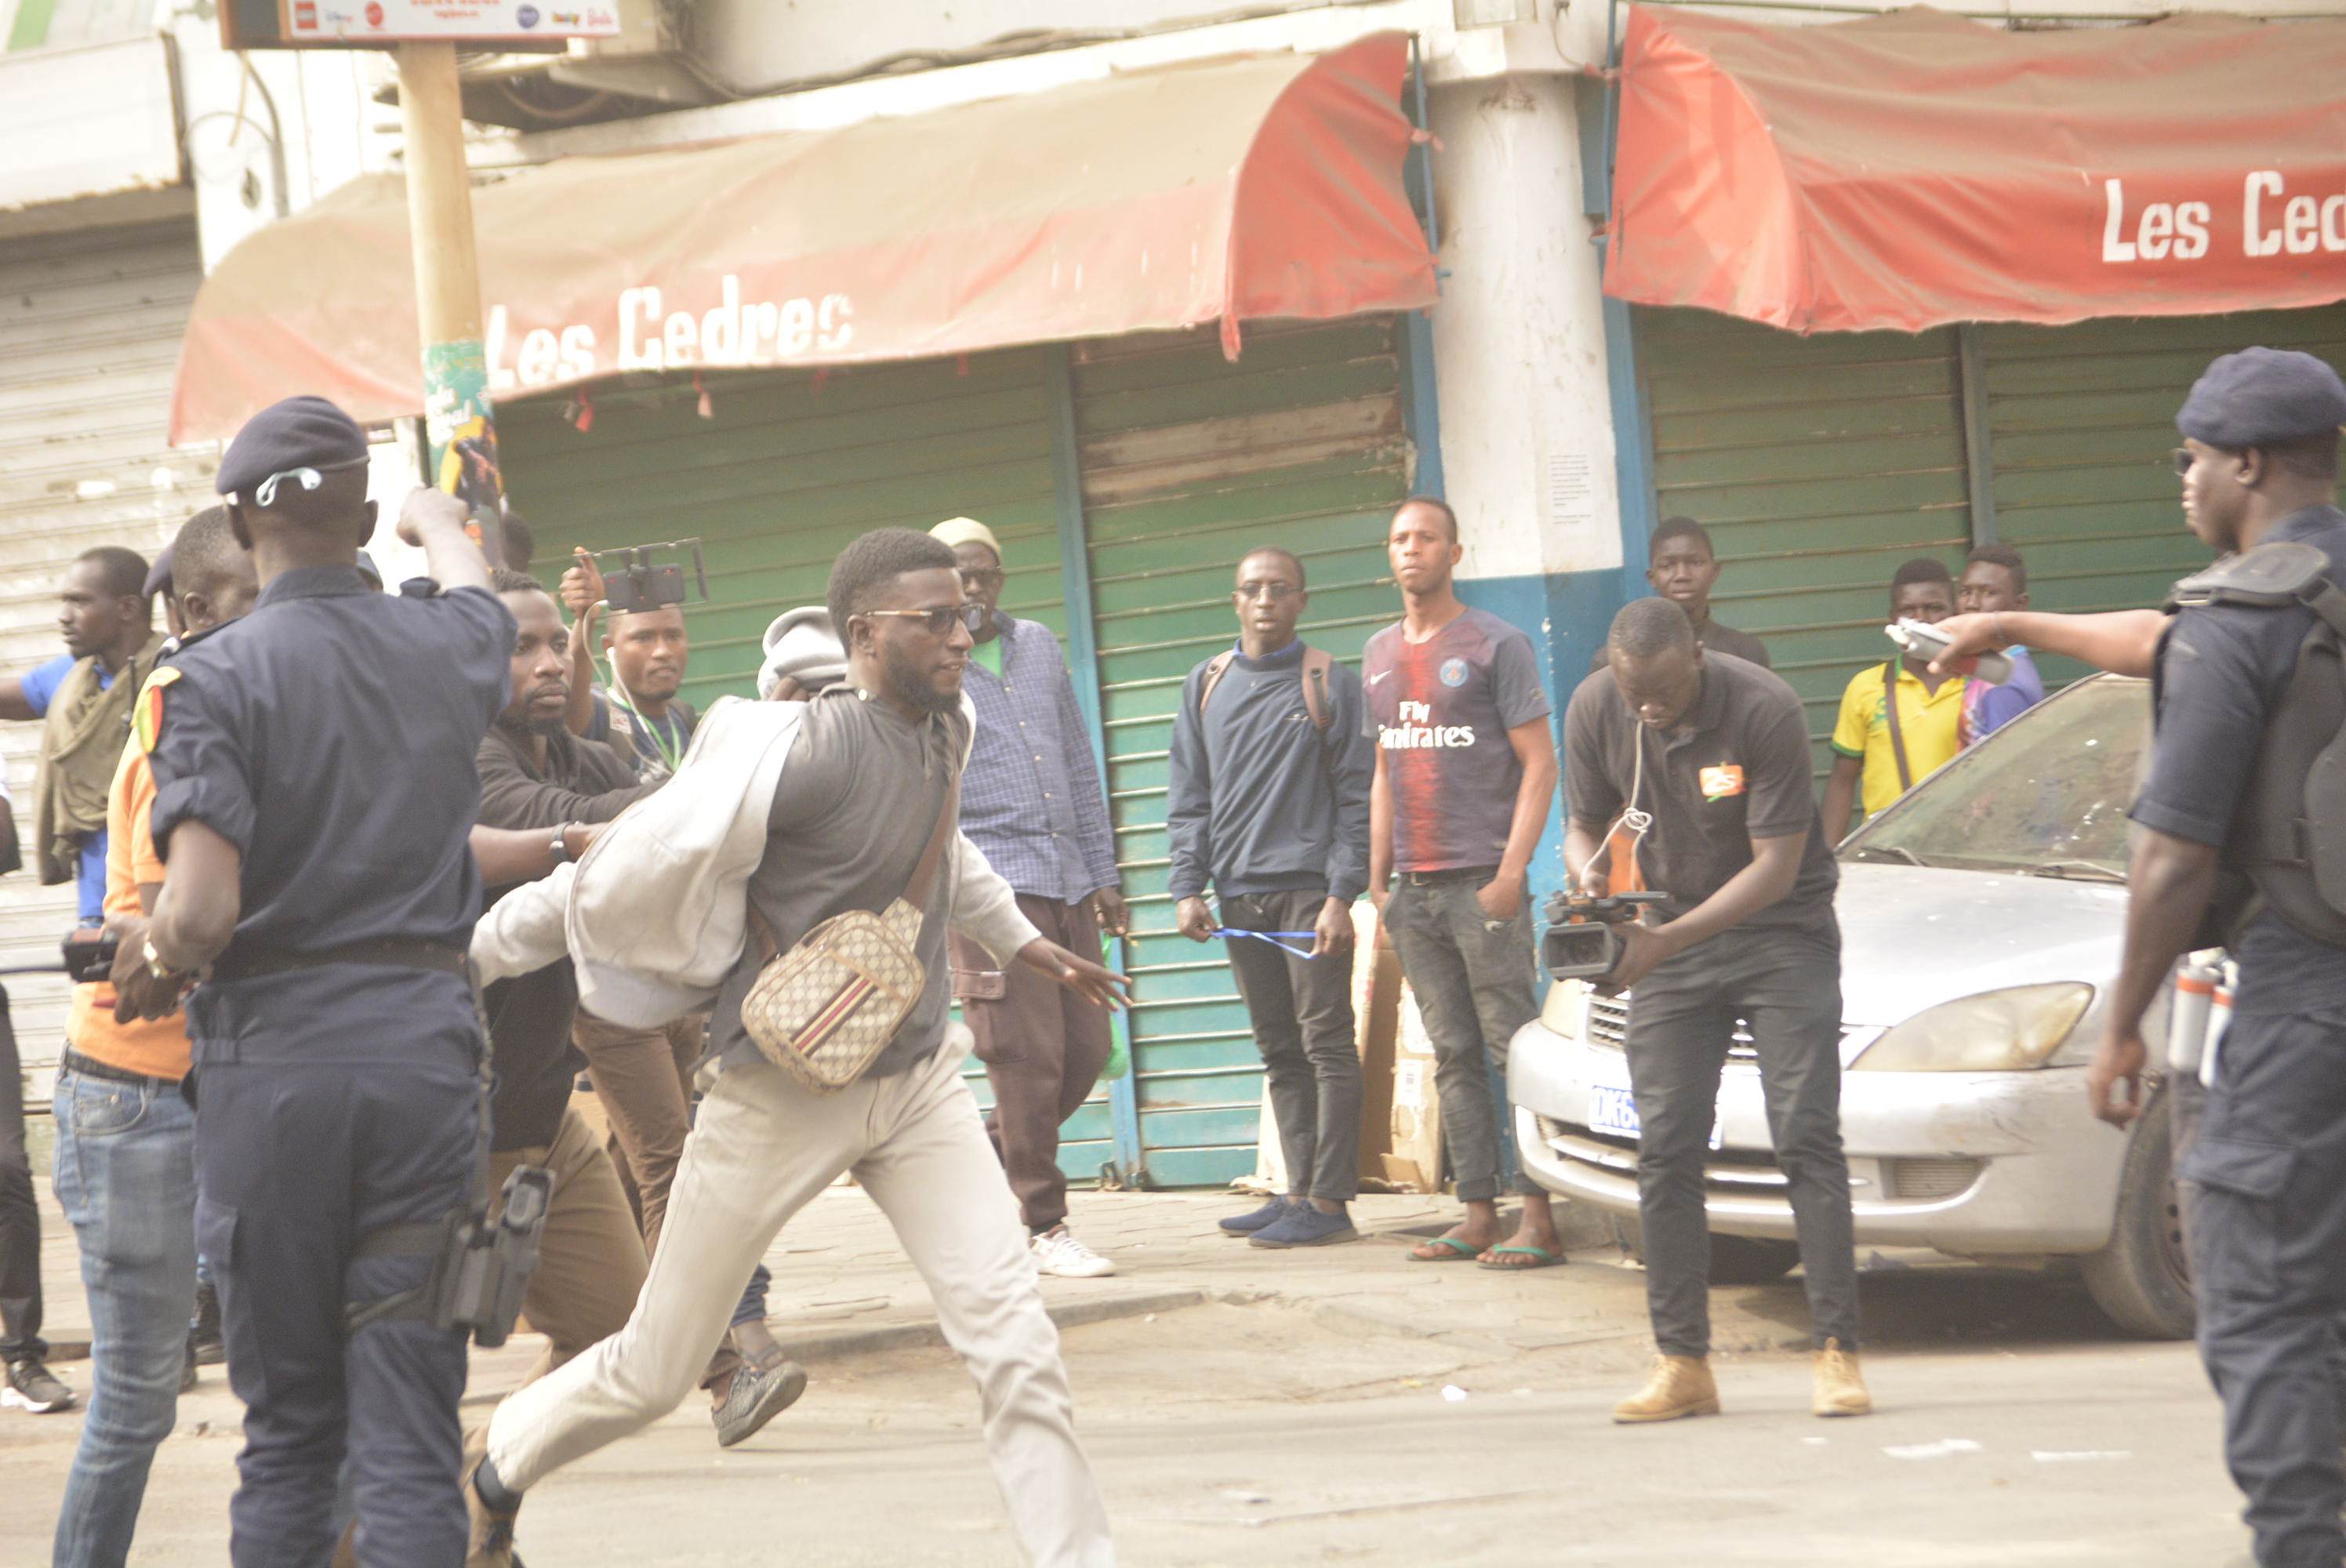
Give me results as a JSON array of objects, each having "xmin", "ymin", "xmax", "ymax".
[
  {"xmin": 592, "ymin": 539, "xmax": 710, "ymax": 615},
  {"xmin": 61, "ymin": 929, "xmax": 118, "ymax": 985},
  {"xmin": 1887, "ymin": 619, "xmax": 2012, "ymax": 685}
]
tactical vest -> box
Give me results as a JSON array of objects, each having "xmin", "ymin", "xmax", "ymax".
[{"xmin": 2166, "ymin": 540, "xmax": 2346, "ymax": 944}]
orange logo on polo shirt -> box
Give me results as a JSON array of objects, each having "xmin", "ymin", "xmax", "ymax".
[{"xmin": 1699, "ymin": 764, "xmax": 1745, "ymax": 801}]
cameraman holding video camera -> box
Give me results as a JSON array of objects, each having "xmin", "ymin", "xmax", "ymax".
[{"xmin": 1563, "ymin": 597, "xmax": 1867, "ymax": 1425}]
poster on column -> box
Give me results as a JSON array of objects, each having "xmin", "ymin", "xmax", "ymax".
[{"xmin": 225, "ymin": 1, "xmax": 620, "ymax": 48}]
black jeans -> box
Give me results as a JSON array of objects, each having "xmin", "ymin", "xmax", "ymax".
[
  {"xmin": 1382, "ymin": 874, "xmax": 1541, "ymax": 1202},
  {"xmin": 0, "ymin": 987, "xmax": 42, "ymax": 1364},
  {"xmin": 2181, "ymin": 1007, "xmax": 2346, "ymax": 1568},
  {"xmin": 1623, "ymin": 918, "xmax": 1858, "ymax": 1357},
  {"xmin": 1221, "ymin": 889, "xmax": 1361, "ymax": 1203}
]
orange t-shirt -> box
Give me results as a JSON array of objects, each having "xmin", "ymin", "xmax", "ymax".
[{"xmin": 64, "ymin": 739, "xmax": 190, "ymax": 1080}]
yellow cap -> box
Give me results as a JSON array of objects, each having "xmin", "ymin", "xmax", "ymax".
[{"xmin": 929, "ymin": 517, "xmax": 1001, "ymax": 561}]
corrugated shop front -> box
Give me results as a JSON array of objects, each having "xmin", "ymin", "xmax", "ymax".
[
  {"xmin": 0, "ymin": 216, "xmax": 207, "ymax": 1084},
  {"xmin": 1634, "ymin": 302, "xmax": 2346, "ymax": 775},
  {"xmin": 499, "ymin": 314, "xmax": 1418, "ymax": 1189},
  {"xmin": 1073, "ymin": 316, "xmax": 1414, "ymax": 1188}
]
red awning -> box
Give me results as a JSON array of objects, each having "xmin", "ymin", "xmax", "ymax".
[
  {"xmin": 170, "ymin": 33, "xmax": 1435, "ymax": 444},
  {"xmin": 1605, "ymin": 6, "xmax": 2346, "ymax": 334}
]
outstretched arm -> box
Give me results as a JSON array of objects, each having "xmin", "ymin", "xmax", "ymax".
[{"xmin": 1930, "ymin": 609, "xmax": 2166, "ymax": 680}]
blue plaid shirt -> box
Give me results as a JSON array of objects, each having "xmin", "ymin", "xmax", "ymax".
[{"xmin": 959, "ymin": 614, "xmax": 1119, "ymax": 903}]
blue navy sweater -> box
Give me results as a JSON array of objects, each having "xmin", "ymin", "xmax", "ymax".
[{"xmin": 1164, "ymin": 640, "xmax": 1375, "ymax": 904}]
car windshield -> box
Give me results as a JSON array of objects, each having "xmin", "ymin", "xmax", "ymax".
[{"xmin": 1839, "ymin": 675, "xmax": 2151, "ymax": 876}]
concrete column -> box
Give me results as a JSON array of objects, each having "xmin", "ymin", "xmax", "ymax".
[
  {"xmin": 1422, "ymin": 71, "xmax": 1627, "ymax": 897},
  {"xmin": 1425, "ymin": 72, "xmax": 1624, "ymax": 668}
]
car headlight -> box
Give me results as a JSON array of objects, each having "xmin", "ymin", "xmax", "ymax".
[{"xmin": 1850, "ymin": 983, "xmax": 2093, "ymax": 1073}]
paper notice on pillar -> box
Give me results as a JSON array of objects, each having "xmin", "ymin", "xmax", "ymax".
[
  {"xmin": 282, "ymin": 2, "xmax": 622, "ymax": 42},
  {"xmin": 1545, "ymin": 452, "xmax": 1606, "ymax": 568}
]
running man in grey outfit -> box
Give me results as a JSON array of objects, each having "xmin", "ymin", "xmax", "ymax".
[{"xmin": 1169, "ymin": 547, "xmax": 1375, "ymax": 1249}]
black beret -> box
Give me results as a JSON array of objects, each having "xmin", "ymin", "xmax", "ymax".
[
  {"xmin": 141, "ymin": 544, "xmax": 174, "ymax": 600},
  {"xmin": 216, "ymin": 396, "xmax": 369, "ymax": 501},
  {"xmin": 2176, "ymin": 347, "xmax": 2346, "ymax": 449}
]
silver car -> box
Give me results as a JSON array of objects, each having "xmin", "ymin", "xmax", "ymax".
[{"xmin": 1509, "ymin": 673, "xmax": 2192, "ymax": 1338}]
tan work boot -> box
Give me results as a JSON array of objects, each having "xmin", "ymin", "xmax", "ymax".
[
  {"xmin": 1812, "ymin": 1338, "xmax": 1872, "ymax": 1417},
  {"xmin": 1612, "ymin": 1354, "xmax": 1720, "ymax": 1423}
]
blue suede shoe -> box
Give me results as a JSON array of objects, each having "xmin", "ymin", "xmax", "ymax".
[
  {"xmin": 1219, "ymin": 1196, "xmax": 1292, "ymax": 1235},
  {"xmin": 1250, "ymin": 1203, "xmax": 1359, "ymax": 1249}
]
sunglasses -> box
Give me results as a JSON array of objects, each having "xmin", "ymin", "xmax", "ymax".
[
  {"xmin": 863, "ymin": 604, "xmax": 990, "ymax": 637},
  {"xmin": 957, "ymin": 567, "xmax": 1005, "ymax": 590},
  {"xmin": 2172, "ymin": 447, "xmax": 2195, "ymax": 476},
  {"xmin": 1234, "ymin": 583, "xmax": 1298, "ymax": 602}
]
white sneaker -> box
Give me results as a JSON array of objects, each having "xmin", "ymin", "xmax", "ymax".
[{"xmin": 1030, "ymin": 1225, "xmax": 1117, "ymax": 1278}]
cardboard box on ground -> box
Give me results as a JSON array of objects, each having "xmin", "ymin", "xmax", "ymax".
[{"xmin": 1241, "ymin": 904, "xmax": 1433, "ymax": 1196}]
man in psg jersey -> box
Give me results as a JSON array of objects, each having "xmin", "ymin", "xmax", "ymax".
[{"xmin": 1364, "ymin": 496, "xmax": 1563, "ymax": 1272}]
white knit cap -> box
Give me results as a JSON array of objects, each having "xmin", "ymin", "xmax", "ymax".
[
  {"xmin": 758, "ymin": 606, "xmax": 846, "ymax": 699},
  {"xmin": 929, "ymin": 516, "xmax": 1001, "ymax": 560}
]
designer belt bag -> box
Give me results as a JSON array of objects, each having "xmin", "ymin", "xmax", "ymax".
[{"xmin": 740, "ymin": 780, "xmax": 958, "ymax": 1093}]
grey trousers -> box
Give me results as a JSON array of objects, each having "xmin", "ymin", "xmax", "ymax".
[
  {"xmin": 1221, "ymin": 889, "xmax": 1361, "ymax": 1203},
  {"xmin": 2180, "ymin": 1007, "xmax": 2346, "ymax": 1568},
  {"xmin": 1623, "ymin": 918, "xmax": 1859, "ymax": 1357},
  {"xmin": 1383, "ymin": 873, "xmax": 1539, "ymax": 1203}
]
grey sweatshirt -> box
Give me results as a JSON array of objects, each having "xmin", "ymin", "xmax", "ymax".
[{"xmin": 1164, "ymin": 641, "xmax": 1375, "ymax": 904}]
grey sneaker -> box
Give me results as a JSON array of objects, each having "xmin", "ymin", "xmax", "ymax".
[
  {"xmin": 4, "ymin": 1357, "xmax": 76, "ymax": 1414},
  {"xmin": 713, "ymin": 1358, "xmax": 808, "ymax": 1449}
]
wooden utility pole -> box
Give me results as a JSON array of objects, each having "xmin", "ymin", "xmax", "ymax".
[{"xmin": 397, "ymin": 39, "xmax": 506, "ymax": 567}]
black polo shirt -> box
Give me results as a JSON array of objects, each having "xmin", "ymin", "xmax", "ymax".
[
  {"xmin": 1564, "ymin": 650, "xmax": 1835, "ymax": 928},
  {"xmin": 2134, "ymin": 503, "xmax": 2346, "ymax": 1015}
]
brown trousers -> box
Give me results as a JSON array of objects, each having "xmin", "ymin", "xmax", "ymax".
[
  {"xmin": 488, "ymin": 1108, "xmax": 649, "ymax": 1385},
  {"xmin": 336, "ymin": 1112, "xmax": 648, "ymax": 1568},
  {"xmin": 951, "ymin": 893, "xmax": 1113, "ymax": 1232},
  {"xmin": 572, "ymin": 1009, "xmax": 739, "ymax": 1393}
]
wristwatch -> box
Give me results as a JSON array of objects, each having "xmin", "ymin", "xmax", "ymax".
[
  {"xmin": 142, "ymin": 935, "xmax": 191, "ymax": 985},
  {"xmin": 550, "ymin": 822, "xmax": 578, "ymax": 865}
]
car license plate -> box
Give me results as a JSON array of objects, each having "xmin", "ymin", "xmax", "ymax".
[
  {"xmin": 1585, "ymin": 1072, "xmax": 1727, "ymax": 1149},
  {"xmin": 1588, "ymin": 1084, "xmax": 1643, "ymax": 1138}
]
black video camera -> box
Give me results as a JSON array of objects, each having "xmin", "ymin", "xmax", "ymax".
[
  {"xmin": 61, "ymin": 929, "xmax": 118, "ymax": 985},
  {"xmin": 1541, "ymin": 889, "xmax": 1669, "ymax": 982},
  {"xmin": 594, "ymin": 539, "xmax": 710, "ymax": 616}
]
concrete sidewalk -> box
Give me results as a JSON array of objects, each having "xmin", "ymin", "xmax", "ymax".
[{"xmin": 31, "ymin": 1166, "xmax": 2141, "ymax": 1407}]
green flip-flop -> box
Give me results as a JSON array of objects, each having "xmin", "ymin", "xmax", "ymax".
[
  {"xmin": 1476, "ymin": 1244, "xmax": 1566, "ymax": 1272},
  {"xmin": 1406, "ymin": 1235, "xmax": 1487, "ymax": 1263}
]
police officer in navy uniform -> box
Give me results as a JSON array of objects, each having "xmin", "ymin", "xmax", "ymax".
[
  {"xmin": 2091, "ymin": 347, "xmax": 2346, "ymax": 1568},
  {"xmin": 119, "ymin": 397, "xmax": 513, "ymax": 1566}
]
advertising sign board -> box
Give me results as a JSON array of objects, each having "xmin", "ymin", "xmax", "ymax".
[{"xmin": 222, "ymin": 0, "xmax": 619, "ymax": 48}]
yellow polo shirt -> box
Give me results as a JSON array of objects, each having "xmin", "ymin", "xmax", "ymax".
[{"xmin": 1832, "ymin": 659, "xmax": 1968, "ymax": 818}]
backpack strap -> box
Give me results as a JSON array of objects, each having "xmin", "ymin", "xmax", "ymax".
[
  {"xmin": 1196, "ymin": 652, "xmax": 1237, "ymax": 722},
  {"xmin": 2170, "ymin": 540, "xmax": 2346, "ymax": 639},
  {"xmin": 1881, "ymin": 658, "xmax": 1914, "ymax": 794},
  {"xmin": 1300, "ymin": 646, "xmax": 1334, "ymax": 731}
]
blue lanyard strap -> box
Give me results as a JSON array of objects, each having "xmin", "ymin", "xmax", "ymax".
[{"xmin": 1211, "ymin": 928, "xmax": 1320, "ymax": 959}]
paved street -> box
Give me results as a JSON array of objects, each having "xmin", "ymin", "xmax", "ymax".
[{"xmin": 1, "ymin": 1166, "xmax": 2250, "ymax": 1566}]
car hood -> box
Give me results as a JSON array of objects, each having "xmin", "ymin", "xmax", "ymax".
[{"xmin": 1832, "ymin": 862, "xmax": 2126, "ymax": 1033}]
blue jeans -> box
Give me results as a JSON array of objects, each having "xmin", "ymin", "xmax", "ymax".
[{"xmin": 50, "ymin": 1063, "xmax": 197, "ymax": 1568}]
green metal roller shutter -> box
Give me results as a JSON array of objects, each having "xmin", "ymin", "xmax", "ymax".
[
  {"xmin": 499, "ymin": 347, "xmax": 1066, "ymax": 709},
  {"xmin": 496, "ymin": 348, "xmax": 1119, "ymax": 1181},
  {"xmin": 1636, "ymin": 307, "xmax": 1971, "ymax": 772},
  {"xmin": 1974, "ymin": 305, "xmax": 2346, "ymax": 688},
  {"xmin": 1070, "ymin": 316, "xmax": 1414, "ymax": 1188}
]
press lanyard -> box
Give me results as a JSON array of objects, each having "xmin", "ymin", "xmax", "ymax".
[
  {"xmin": 1212, "ymin": 928, "xmax": 1321, "ymax": 959},
  {"xmin": 611, "ymin": 688, "xmax": 684, "ymax": 776}
]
